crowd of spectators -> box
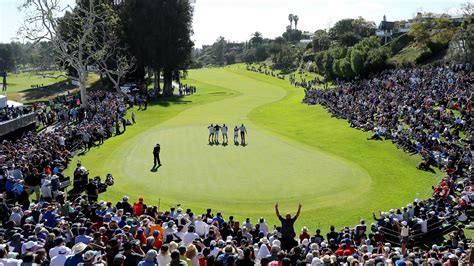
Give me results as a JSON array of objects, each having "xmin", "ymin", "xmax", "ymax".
[
  {"xmin": 303, "ymin": 65, "xmax": 472, "ymax": 174},
  {"xmin": 0, "ymin": 67, "xmax": 471, "ymax": 265},
  {"xmin": 246, "ymin": 64, "xmax": 327, "ymax": 90},
  {"xmin": 0, "ymin": 186, "xmax": 471, "ymax": 265},
  {"xmin": 0, "ymin": 106, "xmax": 33, "ymax": 123},
  {"xmin": 178, "ymin": 84, "xmax": 197, "ymax": 97},
  {"xmin": 0, "ymin": 90, "xmax": 128, "ymax": 208}
]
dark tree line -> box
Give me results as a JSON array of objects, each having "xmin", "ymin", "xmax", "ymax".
[
  {"xmin": 18, "ymin": 0, "xmax": 194, "ymax": 100},
  {"xmin": 122, "ymin": 0, "xmax": 194, "ymax": 96}
]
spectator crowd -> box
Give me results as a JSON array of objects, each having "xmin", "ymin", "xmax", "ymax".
[
  {"xmin": 303, "ymin": 65, "xmax": 472, "ymax": 174},
  {"xmin": 0, "ymin": 106, "xmax": 33, "ymax": 123},
  {"xmin": 0, "ymin": 67, "xmax": 471, "ymax": 265}
]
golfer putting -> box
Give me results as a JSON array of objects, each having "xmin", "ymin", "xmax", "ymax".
[{"xmin": 153, "ymin": 143, "xmax": 161, "ymax": 167}]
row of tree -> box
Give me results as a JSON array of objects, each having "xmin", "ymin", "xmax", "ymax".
[
  {"xmin": 192, "ymin": 13, "xmax": 310, "ymax": 69},
  {"xmin": 193, "ymin": 4, "xmax": 473, "ymax": 81},
  {"xmin": 18, "ymin": 0, "xmax": 194, "ymax": 107},
  {"xmin": 0, "ymin": 42, "xmax": 56, "ymax": 72},
  {"xmin": 309, "ymin": 6, "xmax": 474, "ymax": 80}
]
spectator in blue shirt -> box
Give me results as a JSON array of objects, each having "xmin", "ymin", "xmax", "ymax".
[{"xmin": 75, "ymin": 227, "xmax": 93, "ymax": 244}]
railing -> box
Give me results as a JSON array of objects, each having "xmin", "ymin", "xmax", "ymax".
[
  {"xmin": 379, "ymin": 216, "xmax": 459, "ymax": 247},
  {"xmin": 0, "ymin": 113, "xmax": 36, "ymax": 136}
]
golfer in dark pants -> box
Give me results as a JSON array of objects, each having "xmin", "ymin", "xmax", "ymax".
[{"xmin": 153, "ymin": 144, "xmax": 161, "ymax": 167}]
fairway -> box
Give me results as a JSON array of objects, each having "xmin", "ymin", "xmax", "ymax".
[{"xmin": 69, "ymin": 65, "xmax": 441, "ymax": 231}]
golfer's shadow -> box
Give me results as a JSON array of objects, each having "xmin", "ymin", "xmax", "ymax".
[{"xmin": 150, "ymin": 165, "xmax": 161, "ymax": 172}]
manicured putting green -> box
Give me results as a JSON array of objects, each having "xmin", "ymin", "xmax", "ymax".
[
  {"xmin": 69, "ymin": 65, "xmax": 440, "ymax": 231},
  {"xmin": 106, "ymin": 125, "xmax": 369, "ymax": 205}
]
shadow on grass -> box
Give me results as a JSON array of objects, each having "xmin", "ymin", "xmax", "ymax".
[
  {"xmin": 21, "ymin": 80, "xmax": 75, "ymax": 102},
  {"xmin": 149, "ymin": 95, "xmax": 193, "ymax": 107},
  {"xmin": 150, "ymin": 165, "xmax": 161, "ymax": 172}
]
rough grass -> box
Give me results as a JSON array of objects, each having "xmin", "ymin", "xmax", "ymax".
[{"xmin": 387, "ymin": 45, "xmax": 430, "ymax": 67}]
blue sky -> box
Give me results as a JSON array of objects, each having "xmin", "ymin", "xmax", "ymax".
[{"xmin": 1, "ymin": 0, "xmax": 467, "ymax": 47}]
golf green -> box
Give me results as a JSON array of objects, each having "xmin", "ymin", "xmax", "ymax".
[{"xmin": 67, "ymin": 65, "xmax": 441, "ymax": 232}]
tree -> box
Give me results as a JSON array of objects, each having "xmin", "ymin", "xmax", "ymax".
[
  {"xmin": 122, "ymin": 0, "xmax": 161, "ymax": 96},
  {"xmin": 93, "ymin": 3, "xmax": 135, "ymax": 91},
  {"xmin": 255, "ymin": 46, "xmax": 269, "ymax": 62},
  {"xmin": 447, "ymin": 3, "xmax": 474, "ymax": 62},
  {"xmin": 288, "ymin": 14, "xmax": 294, "ymax": 30},
  {"xmin": 272, "ymin": 45, "xmax": 302, "ymax": 71},
  {"xmin": 9, "ymin": 42, "xmax": 25, "ymax": 67},
  {"xmin": 122, "ymin": 0, "xmax": 194, "ymax": 97},
  {"xmin": 213, "ymin": 36, "xmax": 226, "ymax": 66},
  {"xmin": 0, "ymin": 44, "xmax": 15, "ymax": 71},
  {"xmin": 225, "ymin": 52, "xmax": 236, "ymax": 65},
  {"xmin": 312, "ymin": 30, "xmax": 331, "ymax": 52},
  {"xmin": 156, "ymin": 0, "xmax": 194, "ymax": 96},
  {"xmin": 250, "ymin": 32, "xmax": 263, "ymax": 48},
  {"xmin": 338, "ymin": 58, "xmax": 354, "ymax": 79},
  {"xmin": 243, "ymin": 49, "xmax": 256, "ymax": 63},
  {"xmin": 350, "ymin": 49, "xmax": 364, "ymax": 76},
  {"xmin": 29, "ymin": 41, "xmax": 56, "ymax": 69},
  {"xmin": 408, "ymin": 14, "xmax": 433, "ymax": 46},
  {"xmin": 19, "ymin": 0, "xmax": 118, "ymax": 108},
  {"xmin": 314, "ymin": 52, "xmax": 325, "ymax": 73},
  {"xmin": 294, "ymin": 15, "xmax": 299, "ymax": 30},
  {"xmin": 283, "ymin": 28, "xmax": 303, "ymax": 42},
  {"xmin": 329, "ymin": 17, "xmax": 376, "ymax": 46}
]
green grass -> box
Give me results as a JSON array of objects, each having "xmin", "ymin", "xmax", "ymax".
[
  {"xmin": 4, "ymin": 71, "xmax": 98, "ymax": 103},
  {"xmin": 387, "ymin": 45, "xmax": 430, "ymax": 67},
  {"xmin": 6, "ymin": 71, "xmax": 66, "ymax": 93},
  {"xmin": 65, "ymin": 64, "xmax": 442, "ymax": 234}
]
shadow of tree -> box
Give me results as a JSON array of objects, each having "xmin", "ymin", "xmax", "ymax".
[
  {"xmin": 21, "ymin": 80, "xmax": 75, "ymax": 102},
  {"xmin": 149, "ymin": 95, "xmax": 193, "ymax": 107}
]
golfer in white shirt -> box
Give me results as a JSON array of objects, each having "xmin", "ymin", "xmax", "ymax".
[
  {"xmin": 234, "ymin": 126, "xmax": 239, "ymax": 143},
  {"xmin": 222, "ymin": 124, "xmax": 228, "ymax": 143},
  {"xmin": 207, "ymin": 124, "xmax": 214, "ymax": 143}
]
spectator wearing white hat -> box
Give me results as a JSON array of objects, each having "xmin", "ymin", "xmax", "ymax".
[
  {"xmin": 64, "ymin": 242, "xmax": 87, "ymax": 266},
  {"xmin": 50, "ymin": 245, "xmax": 71, "ymax": 266},
  {"xmin": 78, "ymin": 250, "xmax": 106, "ymax": 266}
]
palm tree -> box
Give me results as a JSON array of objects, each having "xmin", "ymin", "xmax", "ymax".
[
  {"xmin": 288, "ymin": 14, "xmax": 294, "ymax": 30},
  {"xmin": 250, "ymin": 31, "xmax": 263, "ymax": 48},
  {"xmin": 293, "ymin": 15, "xmax": 299, "ymax": 30}
]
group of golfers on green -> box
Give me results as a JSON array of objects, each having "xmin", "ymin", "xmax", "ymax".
[{"xmin": 208, "ymin": 123, "xmax": 247, "ymax": 145}]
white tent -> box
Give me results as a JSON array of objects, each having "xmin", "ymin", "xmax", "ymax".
[
  {"xmin": 6, "ymin": 100, "xmax": 23, "ymax": 107},
  {"xmin": 0, "ymin": 95, "xmax": 6, "ymax": 108},
  {"xmin": 0, "ymin": 95, "xmax": 23, "ymax": 108}
]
